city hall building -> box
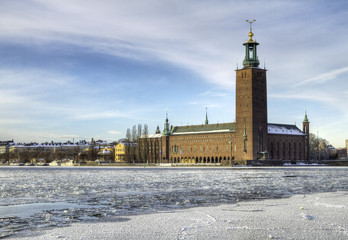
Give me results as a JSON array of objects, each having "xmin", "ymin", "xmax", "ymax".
[{"xmin": 142, "ymin": 27, "xmax": 310, "ymax": 165}]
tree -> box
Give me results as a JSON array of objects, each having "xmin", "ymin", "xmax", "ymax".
[
  {"xmin": 131, "ymin": 125, "xmax": 137, "ymax": 163},
  {"xmin": 309, "ymin": 133, "xmax": 333, "ymax": 160},
  {"xmin": 125, "ymin": 128, "xmax": 132, "ymax": 163},
  {"xmin": 142, "ymin": 124, "xmax": 149, "ymax": 164},
  {"xmin": 136, "ymin": 124, "xmax": 143, "ymax": 163}
]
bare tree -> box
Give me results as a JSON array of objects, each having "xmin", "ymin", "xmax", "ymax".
[
  {"xmin": 131, "ymin": 125, "xmax": 137, "ymax": 163},
  {"xmin": 309, "ymin": 133, "xmax": 332, "ymax": 160},
  {"xmin": 136, "ymin": 124, "xmax": 143, "ymax": 163},
  {"xmin": 124, "ymin": 128, "xmax": 132, "ymax": 163},
  {"xmin": 142, "ymin": 124, "xmax": 149, "ymax": 164}
]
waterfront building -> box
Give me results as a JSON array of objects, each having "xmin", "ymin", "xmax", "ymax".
[
  {"xmin": 115, "ymin": 142, "xmax": 126, "ymax": 162},
  {"xmin": 142, "ymin": 25, "xmax": 309, "ymax": 165}
]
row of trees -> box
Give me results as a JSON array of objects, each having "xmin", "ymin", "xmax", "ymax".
[
  {"xmin": 124, "ymin": 124, "xmax": 150, "ymax": 163},
  {"xmin": 0, "ymin": 145, "xmax": 115, "ymax": 164},
  {"xmin": 309, "ymin": 133, "xmax": 338, "ymax": 160}
]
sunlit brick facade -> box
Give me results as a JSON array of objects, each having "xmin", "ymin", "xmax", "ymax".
[{"xmin": 144, "ymin": 28, "xmax": 309, "ymax": 165}]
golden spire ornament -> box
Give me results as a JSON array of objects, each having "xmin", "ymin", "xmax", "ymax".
[{"xmin": 245, "ymin": 19, "xmax": 256, "ymax": 42}]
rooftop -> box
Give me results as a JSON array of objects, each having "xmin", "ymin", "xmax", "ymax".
[{"xmin": 171, "ymin": 122, "xmax": 236, "ymax": 135}]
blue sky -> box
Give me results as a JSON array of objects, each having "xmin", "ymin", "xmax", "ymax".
[{"xmin": 1, "ymin": 0, "xmax": 348, "ymax": 147}]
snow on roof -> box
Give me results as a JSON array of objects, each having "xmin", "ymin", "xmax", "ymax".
[
  {"xmin": 139, "ymin": 134, "xmax": 162, "ymax": 138},
  {"xmin": 268, "ymin": 123, "xmax": 305, "ymax": 136},
  {"xmin": 171, "ymin": 129, "xmax": 232, "ymax": 135}
]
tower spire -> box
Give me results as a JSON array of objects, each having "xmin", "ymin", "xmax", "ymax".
[
  {"xmin": 205, "ymin": 107, "xmax": 209, "ymax": 125},
  {"xmin": 243, "ymin": 19, "xmax": 260, "ymax": 68},
  {"xmin": 303, "ymin": 106, "xmax": 309, "ymax": 122},
  {"xmin": 163, "ymin": 108, "xmax": 170, "ymax": 136}
]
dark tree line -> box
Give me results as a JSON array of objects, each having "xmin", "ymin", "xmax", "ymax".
[
  {"xmin": 309, "ymin": 133, "xmax": 337, "ymax": 160},
  {"xmin": 124, "ymin": 124, "xmax": 149, "ymax": 163},
  {"xmin": 1, "ymin": 145, "xmax": 115, "ymax": 164}
]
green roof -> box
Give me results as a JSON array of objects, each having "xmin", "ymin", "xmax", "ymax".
[{"xmin": 171, "ymin": 122, "xmax": 235, "ymax": 135}]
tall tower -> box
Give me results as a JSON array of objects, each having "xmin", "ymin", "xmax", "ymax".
[
  {"xmin": 302, "ymin": 109, "xmax": 310, "ymax": 160},
  {"xmin": 235, "ymin": 20, "xmax": 268, "ymax": 162}
]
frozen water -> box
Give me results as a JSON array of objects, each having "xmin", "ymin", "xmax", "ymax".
[
  {"xmin": 1, "ymin": 166, "xmax": 348, "ymax": 238},
  {"xmin": 0, "ymin": 202, "xmax": 82, "ymax": 218}
]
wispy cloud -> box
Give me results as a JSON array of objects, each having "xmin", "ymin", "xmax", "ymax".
[
  {"xmin": 199, "ymin": 90, "xmax": 231, "ymax": 97},
  {"xmin": 270, "ymin": 88, "xmax": 348, "ymax": 114},
  {"xmin": 108, "ymin": 130, "xmax": 121, "ymax": 135},
  {"xmin": 1, "ymin": 1, "xmax": 348, "ymax": 146},
  {"xmin": 295, "ymin": 66, "xmax": 348, "ymax": 86}
]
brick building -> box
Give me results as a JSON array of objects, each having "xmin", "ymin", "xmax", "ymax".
[{"xmin": 142, "ymin": 26, "xmax": 309, "ymax": 165}]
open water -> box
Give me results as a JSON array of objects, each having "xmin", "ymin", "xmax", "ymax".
[{"xmin": 1, "ymin": 166, "xmax": 348, "ymax": 238}]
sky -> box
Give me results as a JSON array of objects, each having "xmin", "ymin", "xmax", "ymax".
[{"xmin": 0, "ymin": 0, "xmax": 348, "ymax": 147}]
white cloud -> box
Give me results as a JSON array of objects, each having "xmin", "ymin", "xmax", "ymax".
[
  {"xmin": 295, "ymin": 66, "xmax": 348, "ymax": 86},
  {"xmin": 108, "ymin": 130, "xmax": 121, "ymax": 135},
  {"xmin": 1, "ymin": 0, "xmax": 348, "ymax": 145}
]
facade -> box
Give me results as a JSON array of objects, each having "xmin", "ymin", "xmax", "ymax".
[
  {"xmin": 115, "ymin": 142, "xmax": 126, "ymax": 162},
  {"xmin": 142, "ymin": 27, "xmax": 309, "ymax": 165}
]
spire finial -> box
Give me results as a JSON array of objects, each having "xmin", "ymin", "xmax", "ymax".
[
  {"xmin": 165, "ymin": 107, "xmax": 168, "ymax": 121},
  {"xmin": 303, "ymin": 106, "xmax": 309, "ymax": 122},
  {"xmin": 205, "ymin": 107, "xmax": 209, "ymax": 125},
  {"xmin": 245, "ymin": 19, "xmax": 256, "ymax": 42}
]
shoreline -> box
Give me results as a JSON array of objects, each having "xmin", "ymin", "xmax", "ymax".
[
  {"xmin": 1, "ymin": 164, "xmax": 347, "ymax": 169},
  {"xmin": 11, "ymin": 191, "xmax": 348, "ymax": 240}
]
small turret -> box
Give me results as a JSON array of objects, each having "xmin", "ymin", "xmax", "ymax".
[
  {"xmin": 155, "ymin": 125, "xmax": 161, "ymax": 134},
  {"xmin": 303, "ymin": 110, "xmax": 309, "ymax": 123},
  {"xmin": 302, "ymin": 108, "xmax": 310, "ymax": 161},
  {"xmin": 205, "ymin": 107, "xmax": 209, "ymax": 125},
  {"xmin": 162, "ymin": 109, "xmax": 171, "ymax": 136}
]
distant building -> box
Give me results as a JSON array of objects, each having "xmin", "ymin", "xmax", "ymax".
[
  {"xmin": 0, "ymin": 140, "xmax": 13, "ymax": 154},
  {"xmin": 142, "ymin": 26, "xmax": 309, "ymax": 165},
  {"xmin": 346, "ymin": 139, "xmax": 348, "ymax": 157},
  {"xmin": 337, "ymin": 148, "xmax": 347, "ymax": 159},
  {"xmin": 97, "ymin": 147, "xmax": 114, "ymax": 161},
  {"xmin": 115, "ymin": 142, "xmax": 126, "ymax": 162}
]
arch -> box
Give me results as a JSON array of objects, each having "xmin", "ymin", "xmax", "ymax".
[
  {"xmin": 215, "ymin": 157, "xmax": 218, "ymax": 163},
  {"xmin": 206, "ymin": 157, "xmax": 209, "ymax": 163},
  {"xmin": 219, "ymin": 157, "xmax": 222, "ymax": 163}
]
